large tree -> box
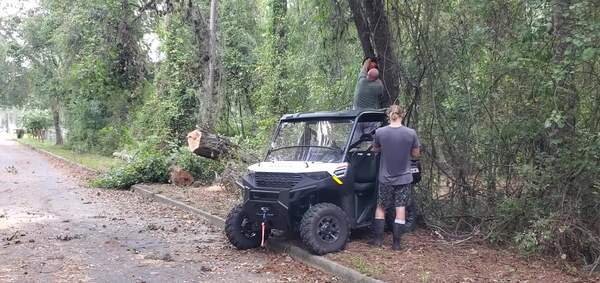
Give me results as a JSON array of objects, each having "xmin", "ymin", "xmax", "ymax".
[
  {"xmin": 347, "ymin": 0, "xmax": 410, "ymax": 105},
  {"xmin": 1, "ymin": 10, "xmax": 67, "ymax": 145}
]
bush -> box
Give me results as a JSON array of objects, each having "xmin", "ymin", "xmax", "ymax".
[
  {"xmin": 510, "ymin": 132, "xmax": 600, "ymax": 263},
  {"xmin": 416, "ymin": 130, "xmax": 600, "ymax": 265},
  {"xmin": 97, "ymin": 126, "xmax": 132, "ymax": 156},
  {"xmin": 20, "ymin": 109, "xmax": 52, "ymax": 138},
  {"xmin": 92, "ymin": 148, "xmax": 169, "ymax": 189},
  {"xmin": 171, "ymin": 147, "xmax": 204, "ymax": 178},
  {"xmin": 170, "ymin": 147, "xmax": 224, "ymax": 184},
  {"xmin": 92, "ymin": 142, "xmax": 227, "ymax": 189}
]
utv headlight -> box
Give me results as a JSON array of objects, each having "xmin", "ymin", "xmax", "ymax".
[
  {"xmin": 333, "ymin": 168, "xmax": 347, "ymax": 178},
  {"xmin": 333, "ymin": 163, "xmax": 348, "ymax": 178}
]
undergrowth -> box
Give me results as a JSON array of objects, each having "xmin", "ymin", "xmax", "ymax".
[{"xmin": 92, "ymin": 141, "xmax": 224, "ymax": 189}]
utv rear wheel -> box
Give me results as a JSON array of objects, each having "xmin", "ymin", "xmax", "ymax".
[
  {"xmin": 300, "ymin": 203, "xmax": 349, "ymax": 255},
  {"xmin": 225, "ymin": 204, "xmax": 261, "ymax": 250}
]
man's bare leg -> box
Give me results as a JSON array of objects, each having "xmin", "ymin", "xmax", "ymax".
[
  {"xmin": 375, "ymin": 206, "xmax": 385, "ymax": 219},
  {"xmin": 395, "ymin": 206, "xmax": 406, "ymax": 222}
]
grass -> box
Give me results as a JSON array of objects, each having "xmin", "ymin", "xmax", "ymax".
[
  {"xmin": 419, "ymin": 271, "xmax": 432, "ymax": 283},
  {"xmin": 17, "ymin": 136, "xmax": 124, "ymax": 172},
  {"xmin": 349, "ymin": 255, "xmax": 383, "ymax": 277}
]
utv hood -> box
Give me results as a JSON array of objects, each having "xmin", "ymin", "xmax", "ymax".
[{"xmin": 248, "ymin": 161, "xmax": 347, "ymax": 175}]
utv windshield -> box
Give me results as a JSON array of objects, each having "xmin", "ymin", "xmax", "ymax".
[{"xmin": 266, "ymin": 119, "xmax": 353, "ymax": 163}]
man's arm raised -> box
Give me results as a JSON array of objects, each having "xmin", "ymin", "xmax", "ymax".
[{"xmin": 361, "ymin": 58, "xmax": 371, "ymax": 74}]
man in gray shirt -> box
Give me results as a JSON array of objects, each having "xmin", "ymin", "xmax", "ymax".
[
  {"xmin": 353, "ymin": 58, "xmax": 383, "ymax": 110},
  {"xmin": 368, "ymin": 105, "xmax": 421, "ymax": 250}
]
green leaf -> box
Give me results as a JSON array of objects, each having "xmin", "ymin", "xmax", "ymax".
[{"xmin": 581, "ymin": 48, "xmax": 596, "ymax": 61}]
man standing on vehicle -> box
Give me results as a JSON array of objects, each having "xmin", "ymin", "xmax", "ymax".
[
  {"xmin": 369, "ymin": 105, "xmax": 420, "ymax": 250},
  {"xmin": 350, "ymin": 57, "xmax": 384, "ymax": 146},
  {"xmin": 353, "ymin": 57, "xmax": 383, "ymax": 110}
]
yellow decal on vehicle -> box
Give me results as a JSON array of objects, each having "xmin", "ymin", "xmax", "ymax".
[{"xmin": 332, "ymin": 175, "xmax": 343, "ymax": 185}]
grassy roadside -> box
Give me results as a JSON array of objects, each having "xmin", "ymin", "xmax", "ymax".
[{"xmin": 16, "ymin": 135, "xmax": 123, "ymax": 172}]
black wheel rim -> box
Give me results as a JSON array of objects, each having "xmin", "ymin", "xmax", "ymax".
[
  {"xmin": 317, "ymin": 216, "xmax": 340, "ymax": 243},
  {"xmin": 240, "ymin": 217, "xmax": 257, "ymax": 239}
]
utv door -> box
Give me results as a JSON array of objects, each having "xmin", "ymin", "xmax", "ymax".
[{"xmin": 344, "ymin": 111, "xmax": 386, "ymax": 228}]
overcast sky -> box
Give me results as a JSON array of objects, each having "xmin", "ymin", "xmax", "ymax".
[
  {"xmin": 0, "ymin": 0, "xmax": 164, "ymax": 62},
  {"xmin": 0, "ymin": 0, "xmax": 39, "ymax": 18}
]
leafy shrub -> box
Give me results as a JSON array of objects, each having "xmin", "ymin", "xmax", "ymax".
[
  {"xmin": 20, "ymin": 109, "xmax": 52, "ymax": 137},
  {"xmin": 92, "ymin": 148, "xmax": 168, "ymax": 189},
  {"xmin": 200, "ymin": 157, "xmax": 226, "ymax": 184},
  {"xmin": 170, "ymin": 147, "xmax": 204, "ymax": 178},
  {"xmin": 97, "ymin": 126, "xmax": 132, "ymax": 156},
  {"xmin": 65, "ymin": 99, "xmax": 108, "ymax": 153},
  {"xmin": 170, "ymin": 147, "xmax": 225, "ymax": 184}
]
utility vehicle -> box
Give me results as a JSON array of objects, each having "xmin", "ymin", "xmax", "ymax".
[{"xmin": 225, "ymin": 109, "xmax": 420, "ymax": 255}]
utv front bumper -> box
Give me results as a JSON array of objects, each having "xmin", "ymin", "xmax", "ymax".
[{"xmin": 236, "ymin": 172, "xmax": 343, "ymax": 231}]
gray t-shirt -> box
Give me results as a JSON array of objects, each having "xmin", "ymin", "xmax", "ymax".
[
  {"xmin": 374, "ymin": 125, "xmax": 420, "ymax": 185},
  {"xmin": 352, "ymin": 71, "xmax": 383, "ymax": 109}
]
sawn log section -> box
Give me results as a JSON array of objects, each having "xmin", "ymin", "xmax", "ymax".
[{"xmin": 186, "ymin": 129, "xmax": 234, "ymax": 160}]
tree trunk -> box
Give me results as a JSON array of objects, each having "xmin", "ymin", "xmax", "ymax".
[
  {"xmin": 204, "ymin": 0, "xmax": 218, "ymax": 128},
  {"xmin": 552, "ymin": 0, "xmax": 578, "ymax": 136},
  {"xmin": 186, "ymin": 129, "xmax": 260, "ymax": 163},
  {"xmin": 270, "ymin": 0, "xmax": 288, "ymax": 114},
  {"xmin": 186, "ymin": 129, "xmax": 233, "ymax": 160},
  {"xmin": 347, "ymin": 0, "xmax": 403, "ymax": 106},
  {"xmin": 52, "ymin": 99, "xmax": 63, "ymax": 145},
  {"xmin": 347, "ymin": 0, "xmax": 374, "ymax": 57},
  {"xmin": 182, "ymin": 0, "xmax": 214, "ymax": 129}
]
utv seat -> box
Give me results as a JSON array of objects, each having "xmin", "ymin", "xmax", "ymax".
[{"xmin": 349, "ymin": 151, "xmax": 378, "ymax": 194}]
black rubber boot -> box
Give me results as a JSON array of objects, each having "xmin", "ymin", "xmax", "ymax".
[
  {"xmin": 392, "ymin": 223, "xmax": 406, "ymax": 251},
  {"xmin": 367, "ymin": 219, "xmax": 384, "ymax": 247},
  {"xmin": 405, "ymin": 201, "xmax": 416, "ymax": 232}
]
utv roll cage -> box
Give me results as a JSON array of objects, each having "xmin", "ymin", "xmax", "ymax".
[{"xmin": 225, "ymin": 109, "xmax": 418, "ymax": 255}]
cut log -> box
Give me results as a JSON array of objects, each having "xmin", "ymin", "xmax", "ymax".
[
  {"xmin": 169, "ymin": 165, "xmax": 194, "ymax": 187},
  {"xmin": 187, "ymin": 129, "xmax": 261, "ymax": 164},
  {"xmin": 186, "ymin": 129, "xmax": 234, "ymax": 160}
]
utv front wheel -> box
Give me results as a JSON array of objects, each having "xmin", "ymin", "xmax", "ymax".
[
  {"xmin": 300, "ymin": 203, "xmax": 349, "ymax": 255},
  {"xmin": 225, "ymin": 204, "xmax": 261, "ymax": 249}
]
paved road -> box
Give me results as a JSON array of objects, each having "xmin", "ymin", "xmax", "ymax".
[{"xmin": 0, "ymin": 136, "xmax": 330, "ymax": 282}]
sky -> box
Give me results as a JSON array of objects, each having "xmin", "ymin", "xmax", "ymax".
[
  {"xmin": 0, "ymin": 0, "xmax": 39, "ymax": 18},
  {"xmin": 143, "ymin": 33, "xmax": 165, "ymax": 63},
  {"xmin": 0, "ymin": 0, "xmax": 164, "ymax": 62}
]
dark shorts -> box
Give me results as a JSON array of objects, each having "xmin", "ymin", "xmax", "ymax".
[{"xmin": 377, "ymin": 183, "xmax": 412, "ymax": 209}]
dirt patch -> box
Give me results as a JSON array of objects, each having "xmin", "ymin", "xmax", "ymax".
[
  {"xmin": 328, "ymin": 230, "xmax": 599, "ymax": 282},
  {"xmin": 143, "ymin": 183, "xmax": 600, "ymax": 282},
  {"xmin": 142, "ymin": 183, "xmax": 240, "ymax": 218}
]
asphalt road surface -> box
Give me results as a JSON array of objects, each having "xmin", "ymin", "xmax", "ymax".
[{"xmin": 0, "ymin": 136, "xmax": 331, "ymax": 282}]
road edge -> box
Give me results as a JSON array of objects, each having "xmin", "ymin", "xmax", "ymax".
[
  {"xmin": 14, "ymin": 139, "xmax": 99, "ymax": 174},
  {"xmin": 131, "ymin": 184, "xmax": 384, "ymax": 283}
]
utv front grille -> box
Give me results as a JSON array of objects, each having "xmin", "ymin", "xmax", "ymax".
[
  {"xmin": 255, "ymin": 172, "xmax": 302, "ymax": 188},
  {"xmin": 250, "ymin": 191, "xmax": 279, "ymax": 201}
]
